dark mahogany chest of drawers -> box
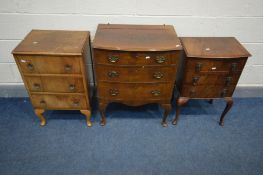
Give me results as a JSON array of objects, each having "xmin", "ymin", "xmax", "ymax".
[
  {"xmin": 93, "ymin": 24, "xmax": 182, "ymax": 126},
  {"xmin": 12, "ymin": 30, "xmax": 92, "ymax": 127},
  {"xmin": 173, "ymin": 37, "xmax": 251, "ymax": 126}
]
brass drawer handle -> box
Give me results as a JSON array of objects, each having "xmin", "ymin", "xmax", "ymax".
[
  {"xmin": 27, "ymin": 63, "xmax": 34, "ymax": 71},
  {"xmin": 109, "ymin": 89, "xmax": 119, "ymax": 96},
  {"xmin": 153, "ymin": 72, "xmax": 163, "ymax": 79},
  {"xmin": 221, "ymin": 89, "xmax": 228, "ymax": 97},
  {"xmin": 69, "ymin": 84, "xmax": 76, "ymax": 91},
  {"xmin": 33, "ymin": 83, "xmax": 41, "ymax": 90},
  {"xmin": 151, "ymin": 90, "xmax": 161, "ymax": 96},
  {"xmin": 225, "ymin": 77, "xmax": 232, "ymax": 86},
  {"xmin": 108, "ymin": 55, "xmax": 119, "ymax": 63},
  {"xmin": 231, "ymin": 63, "xmax": 238, "ymax": 72},
  {"xmin": 40, "ymin": 100, "xmax": 46, "ymax": 108},
  {"xmin": 108, "ymin": 71, "xmax": 119, "ymax": 78},
  {"xmin": 64, "ymin": 64, "xmax": 72, "ymax": 72},
  {"xmin": 195, "ymin": 62, "xmax": 202, "ymax": 72},
  {"xmin": 192, "ymin": 76, "xmax": 200, "ymax": 86},
  {"xmin": 155, "ymin": 56, "xmax": 166, "ymax": 64},
  {"xmin": 72, "ymin": 100, "xmax": 80, "ymax": 107}
]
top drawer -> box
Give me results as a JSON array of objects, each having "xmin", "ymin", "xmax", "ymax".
[
  {"xmin": 15, "ymin": 55, "xmax": 82, "ymax": 74},
  {"xmin": 94, "ymin": 50, "xmax": 180, "ymax": 65},
  {"xmin": 186, "ymin": 57, "xmax": 247, "ymax": 73}
]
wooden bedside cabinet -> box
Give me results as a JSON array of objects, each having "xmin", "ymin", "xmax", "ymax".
[
  {"xmin": 93, "ymin": 24, "xmax": 182, "ymax": 127},
  {"xmin": 173, "ymin": 37, "xmax": 251, "ymax": 126},
  {"xmin": 12, "ymin": 30, "xmax": 92, "ymax": 127}
]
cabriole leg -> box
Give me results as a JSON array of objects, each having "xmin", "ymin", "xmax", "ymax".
[
  {"xmin": 160, "ymin": 104, "xmax": 172, "ymax": 127},
  {"xmin": 34, "ymin": 109, "xmax": 46, "ymax": 126},
  {"xmin": 99, "ymin": 102, "xmax": 107, "ymax": 126},
  {"xmin": 219, "ymin": 97, "xmax": 233, "ymax": 126},
  {"xmin": 172, "ymin": 97, "xmax": 189, "ymax": 125},
  {"xmin": 80, "ymin": 110, "xmax": 92, "ymax": 127}
]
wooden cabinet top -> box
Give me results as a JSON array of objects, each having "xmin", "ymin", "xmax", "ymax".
[
  {"xmin": 180, "ymin": 37, "xmax": 251, "ymax": 58},
  {"xmin": 12, "ymin": 30, "xmax": 89, "ymax": 56},
  {"xmin": 93, "ymin": 24, "xmax": 182, "ymax": 51}
]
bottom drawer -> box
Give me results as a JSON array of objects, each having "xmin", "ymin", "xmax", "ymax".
[
  {"xmin": 97, "ymin": 82, "xmax": 174, "ymax": 100},
  {"xmin": 31, "ymin": 94, "xmax": 87, "ymax": 109},
  {"xmin": 180, "ymin": 85, "xmax": 236, "ymax": 98}
]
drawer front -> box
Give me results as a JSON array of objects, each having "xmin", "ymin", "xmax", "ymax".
[
  {"xmin": 25, "ymin": 76, "xmax": 84, "ymax": 93},
  {"xmin": 15, "ymin": 55, "xmax": 81, "ymax": 74},
  {"xmin": 31, "ymin": 94, "xmax": 87, "ymax": 109},
  {"xmin": 183, "ymin": 72, "xmax": 241, "ymax": 86},
  {"xmin": 180, "ymin": 85, "xmax": 236, "ymax": 98},
  {"xmin": 97, "ymin": 82, "xmax": 174, "ymax": 100},
  {"xmin": 186, "ymin": 58, "xmax": 246, "ymax": 73},
  {"xmin": 94, "ymin": 50, "xmax": 179, "ymax": 65},
  {"xmin": 95, "ymin": 65, "xmax": 177, "ymax": 82}
]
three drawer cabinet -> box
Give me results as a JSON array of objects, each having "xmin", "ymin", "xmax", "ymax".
[
  {"xmin": 93, "ymin": 24, "xmax": 182, "ymax": 126},
  {"xmin": 12, "ymin": 30, "xmax": 92, "ymax": 126},
  {"xmin": 173, "ymin": 37, "xmax": 251, "ymax": 126}
]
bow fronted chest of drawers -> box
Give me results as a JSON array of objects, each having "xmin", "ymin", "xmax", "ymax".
[
  {"xmin": 173, "ymin": 37, "xmax": 251, "ymax": 126},
  {"xmin": 93, "ymin": 24, "xmax": 182, "ymax": 126},
  {"xmin": 12, "ymin": 30, "xmax": 92, "ymax": 126}
]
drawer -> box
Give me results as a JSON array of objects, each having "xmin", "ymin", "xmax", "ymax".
[
  {"xmin": 15, "ymin": 55, "xmax": 81, "ymax": 74},
  {"xmin": 183, "ymin": 72, "xmax": 241, "ymax": 86},
  {"xmin": 31, "ymin": 94, "xmax": 87, "ymax": 109},
  {"xmin": 95, "ymin": 65, "xmax": 177, "ymax": 82},
  {"xmin": 97, "ymin": 82, "xmax": 174, "ymax": 100},
  {"xmin": 94, "ymin": 50, "xmax": 179, "ymax": 65},
  {"xmin": 185, "ymin": 58, "xmax": 246, "ymax": 73},
  {"xmin": 25, "ymin": 76, "xmax": 84, "ymax": 93},
  {"xmin": 180, "ymin": 85, "xmax": 236, "ymax": 98}
]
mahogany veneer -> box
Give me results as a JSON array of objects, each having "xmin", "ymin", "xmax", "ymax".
[
  {"xmin": 12, "ymin": 30, "xmax": 92, "ymax": 126},
  {"xmin": 173, "ymin": 37, "xmax": 251, "ymax": 126},
  {"xmin": 93, "ymin": 24, "xmax": 182, "ymax": 126}
]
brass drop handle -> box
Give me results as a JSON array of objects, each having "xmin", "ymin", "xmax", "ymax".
[
  {"xmin": 192, "ymin": 76, "xmax": 200, "ymax": 85},
  {"xmin": 225, "ymin": 77, "xmax": 232, "ymax": 86},
  {"xmin": 151, "ymin": 90, "xmax": 161, "ymax": 96},
  {"xmin": 69, "ymin": 84, "xmax": 76, "ymax": 91},
  {"xmin": 108, "ymin": 71, "xmax": 119, "ymax": 78},
  {"xmin": 40, "ymin": 100, "xmax": 46, "ymax": 108},
  {"xmin": 72, "ymin": 100, "xmax": 80, "ymax": 107},
  {"xmin": 231, "ymin": 63, "xmax": 237, "ymax": 72},
  {"xmin": 108, "ymin": 55, "xmax": 119, "ymax": 63},
  {"xmin": 33, "ymin": 83, "xmax": 41, "ymax": 90},
  {"xmin": 221, "ymin": 89, "xmax": 228, "ymax": 97},
  {"xmin": 153, "ymin": 72, "xmax": 163, "ymax": 79},
  {"xmin": 155, "ymin": 56, "xmax": 166, "ymax": 64},
  {"xmin": 64, "ymin": 64, "xmax": 72, "ymax": 72},
  {"xmin": 109, "ymin": 89, "xmax": 119, "ymax": 96},
  {"xmin": 27, "ymin": 63, "xmax": 34, "ymax": 71},
  {"xmin": 195, "ymin": 62, "xmax": 202, "ymax": 72}
]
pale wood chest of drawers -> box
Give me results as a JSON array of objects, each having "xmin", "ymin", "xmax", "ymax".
[
  {"xmin": 12, "ymin": 30, "xmax": 92, "ymax": 126},
  {"xmin": 173, "ymin": 37, "xmax": 251, "ymax": 126},
  {"xmin": 93, "ymin": 24, "xmax": 182, "ymax": 126}
]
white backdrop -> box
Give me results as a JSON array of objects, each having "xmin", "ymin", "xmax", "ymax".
[{"xmin": 0, "ymin": 0, "xmax": 262, "ymax": 86}]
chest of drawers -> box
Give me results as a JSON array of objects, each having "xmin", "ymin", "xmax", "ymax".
[
  {"xmin": 173, "ymin": 37, "xmax": 251, "ymax": 126},
  {"xmin": 12, "ymin": 30, "xmax": 92, "ymax": 127},
  {"xmin": 93, "ymin": 24, "xmax": 182, "ymax": 126}
]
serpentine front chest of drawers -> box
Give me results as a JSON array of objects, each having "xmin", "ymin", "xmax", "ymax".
[
  {"xmin": 93, "ymin": 24, "xmax": 182, "ymax": 126},
  {"xmin": 12, "ymin": 30, "xmax": 92, "ymax": 127},
  {"xmin": 173, "ymin": 37, "xmax": 251, "ymax": 126}
]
